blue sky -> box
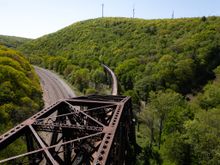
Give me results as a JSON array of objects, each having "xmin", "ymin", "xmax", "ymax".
[{"xmin": 0, "ymin": 0, "xmax": 219, "ymax": 38}]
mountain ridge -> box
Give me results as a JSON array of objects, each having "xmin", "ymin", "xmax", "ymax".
[
  {"xmin": 0, "ymin": 35, "xmax": 32, "ymax": 49},
  {"xmin": 3, "ymin": 16, "xmax": 220, "ymax": 164},
  {"xmin": 18, "ymin": 16, "xmax": 220, "ymax": 95}
]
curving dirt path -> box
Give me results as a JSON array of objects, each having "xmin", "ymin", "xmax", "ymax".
[{"xmin": 34, "ymin": 66, "xmax": 76, "ymax": 107}]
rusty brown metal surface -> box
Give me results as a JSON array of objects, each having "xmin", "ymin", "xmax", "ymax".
[{"xmin": 0, "ymin": 95, "xmax": 135, "ymax": 165}]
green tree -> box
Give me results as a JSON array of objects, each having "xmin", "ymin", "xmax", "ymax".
[
  {"xmin": 115, "ymin": 58, "xmax": 139, "ymax": 90},
  {"xmin": 91, "ymin": 68, "xmax": 105, "ymax": 89},
  {"xmin": 185, "ymin": 109, "xmax": 220, "ymax": 164},
  {"xmin": 146, "ymin": 90, "xmax": 186, "ymax": 149},
  {"xmin": 0, "ymin": 46, "xmax": 42, "ymax": 131},
  {"xmin": 197, "ymin": 83, "xmax": 220, "ymax": 110},
  {"xmin": 163, "ymin": 109, "xmax": 220, "ymax": 165},
  {"xmin": 73, "ymin": 68, "xmax": 90, "ymax": 92}
]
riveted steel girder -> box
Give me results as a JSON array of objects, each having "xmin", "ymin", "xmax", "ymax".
[{"xmin": 0, "ymin": 95, "xmax": 135, "ymax": 165}]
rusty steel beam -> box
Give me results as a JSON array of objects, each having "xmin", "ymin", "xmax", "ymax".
[
  {"xmin": 29, "ymin": 125, "xmax": 58, "ymax": 165},
  {"xmin": 0, "ymin": 95, "xmax": 135, "ymax": 164},
  {"xmin": 33, "ymin": 123, "xmax": 103, "ymax": 132}
]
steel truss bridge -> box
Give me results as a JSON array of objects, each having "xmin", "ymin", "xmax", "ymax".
[{"xmin": 0, "ymin": 95, "xmax": 136, "ymax": 164}]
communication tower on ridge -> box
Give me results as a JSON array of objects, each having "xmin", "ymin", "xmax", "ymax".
[
  {"xmin": 133, "ymin": 4, "xmax": 135, "ymax": 18},
  {"xmin": 102, "ymin": 3, "xmax": 104, "ymax": 17},
  {"xmin": 172, "ymin": 10, "xmax": 175, "ymax": 19}
]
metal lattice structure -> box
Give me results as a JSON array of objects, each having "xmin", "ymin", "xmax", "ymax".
[{"xmin": 0, "ymin": 95, "xmax": 136, "ymax": 165}]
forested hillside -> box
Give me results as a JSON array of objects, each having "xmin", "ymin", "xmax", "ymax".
[
  {"xmin": 19, "ymin": 16, "xmax": 220, "ymax": 164},
  {"xmin": 0, "ymin": 35, "xmax": 31, "ymax": 49},
  {"xmin": 0, "ymin": 45, "xmax": 43, "ymax": 133}
]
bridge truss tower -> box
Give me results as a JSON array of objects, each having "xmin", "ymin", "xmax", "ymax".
[{"xmin": 0, "ymin": 95, "xmax": 136, "ymax": 165}]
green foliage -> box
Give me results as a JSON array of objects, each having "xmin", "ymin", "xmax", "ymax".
[
  {"xmin": 161, "ymin": 132, "xmax": 192, "ymax": 165},
  {"xmin": 91, "ymin": 68, "xmax": 106, "ymax": 88},
  {"xmin": 72, "ymin": 68, "xmax": 90, "ymax": 93},
  {"xmin": 115, "ymin": 58, "xmax": 140, "ymax": 90},
  {"xmin": 197, "ymin": 83, "xmax": 220, "ymax": 109},
  {"xmin": 0, "ymin": 35, "xmax": 31, "ymax": 49},
  {"xmin": 0, "ymin": 136, "xmax": 27, "ymax": 161},
  {"xmin": 138, "ymin": 90, "xmax": 191, "ymax": 149},
  {"xmin": 85, "ymin": 88, "xmax": 97, "ymax": 95},
  {"xmin": 136, "ymin": 145, "xmax": 162, "ymax": 165},
  {"xmin": 0, "ymin": 45, "xmax": 43, "ymax": 132},
  {"xmin": 162, "ymin": 109, "xmax": 220, "ymax": 165},
  {"xmin": 17, "ymin": 16, "xmax": 220, "ymax": 164},
  {"xmin": 184, "ymin": 109, "xmax": 220, "ymax": 164},
  {"xmin": 19, "ymin": 17, "xmax": 220, "ymax": 97}
]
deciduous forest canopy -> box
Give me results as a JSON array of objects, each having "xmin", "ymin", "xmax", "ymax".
[
  {"xmin": 1, "ymin": 16, "xmax": 220, "ymax": 164},
  {"xmin": 0, "ymin": 45, "xmax": 42, "ymax": 132},
  {"xmin": 0, "ymin": 44, "xmax": 43, "ymax": 160},
  {"xmin": 0, "ymin": 35, "xmax": 31, "ymax": 49}
]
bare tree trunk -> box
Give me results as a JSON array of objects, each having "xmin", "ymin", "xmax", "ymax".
[
  {"xmin": 158, "ymin": 117, "xmax": 163, "ymax": 149},
  {"xmin": 150, "ymin": 126, "xmax": 154, "ymax": 149}
]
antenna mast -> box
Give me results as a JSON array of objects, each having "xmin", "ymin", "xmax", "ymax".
[
  {"xmin": 102, "ymin": 3, "xmax": 104, "ymax": 17},
  {"xmin": 133, "ymin": 4, "xmax": 135, "ymax": 18},
  {"xmin": 172, "ymin": 10, "xmax": 174, "ymax": 19}
]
